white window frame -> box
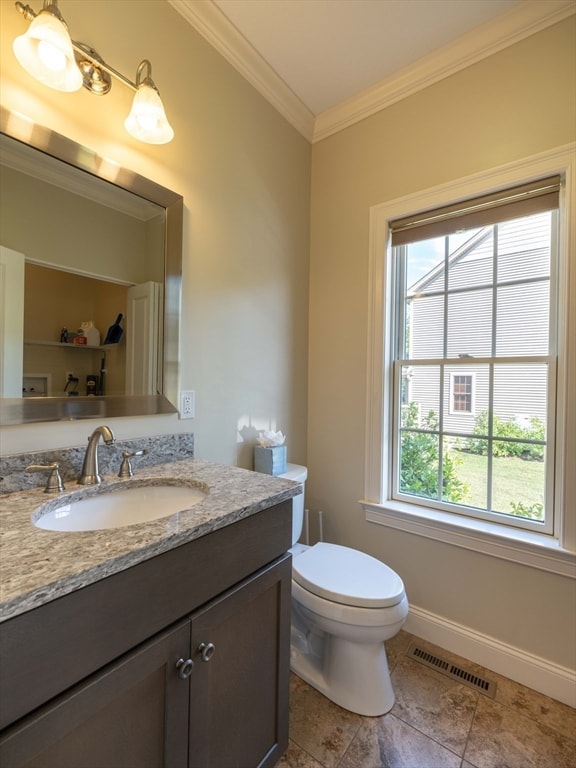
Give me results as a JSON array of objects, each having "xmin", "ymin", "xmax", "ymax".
[{"xmin": 363, "ymin": 145, "xmax": 576, "ymax": 577}]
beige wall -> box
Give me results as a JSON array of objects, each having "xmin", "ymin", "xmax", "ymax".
[
  {"xmin": 308, "ymin": 18, "xmax": 576, "ymax": 670},
  {"xmin": 0, "ymin": 0, "xmax": 310, "ymax": 463}
]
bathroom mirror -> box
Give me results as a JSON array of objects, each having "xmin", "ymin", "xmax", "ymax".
[{"xmin": 0, "ymin": 107, "xmax": 182, "ymax": 425}]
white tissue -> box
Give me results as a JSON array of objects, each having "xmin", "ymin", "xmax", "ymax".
[{"xmin": 257, "ymin": 430, "xmax": 286, "ymax": 447}]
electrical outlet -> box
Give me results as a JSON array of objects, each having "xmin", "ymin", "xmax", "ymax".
[{"xmin": 180, "ymin": 390, "xmax": 195, "ymax": 419}]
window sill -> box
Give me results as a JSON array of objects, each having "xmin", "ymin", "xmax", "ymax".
[{"xmin": 362, "ymin": 499, "xmax": 576, "ymax": 578}]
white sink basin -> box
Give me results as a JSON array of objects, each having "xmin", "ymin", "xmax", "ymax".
[{"xmin": 33, "ymin": 483, "xmax": 207, "ymax": 532}]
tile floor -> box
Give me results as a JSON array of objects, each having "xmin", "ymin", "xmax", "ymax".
[{"xmin": 277, "ymin": 630, "xmax": 576, "ymax": 768}]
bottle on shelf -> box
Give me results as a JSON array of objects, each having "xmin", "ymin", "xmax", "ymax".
[{"xmin": 80, "ymin": 321, "xmax": 101, "ymax": 347}]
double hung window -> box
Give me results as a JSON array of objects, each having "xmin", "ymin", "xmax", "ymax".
[
  {"xmin": 389, "ymin": 177, "xmax": 560, "ymax": 534},
  {"xmin": 450, "ymin": 374, "xmax": 474, "ymax": 414}
]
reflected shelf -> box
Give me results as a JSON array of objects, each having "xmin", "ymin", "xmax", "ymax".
[{"xmin": 24, "ymin": 340, "xmax": 109, "ymax": 351}]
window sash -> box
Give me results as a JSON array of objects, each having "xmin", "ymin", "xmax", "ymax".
[
  {"xmin": 391, "ymin": 357, "xmax": 556, "ymax": 534},
  {"xmin": 390, "ymin": 209, "xmax": 558, "ymax": 535}
]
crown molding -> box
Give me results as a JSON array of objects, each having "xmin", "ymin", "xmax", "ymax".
[
  {"xmin": 168, "ymin": 0, "xmax": 315, "ymax": 141},
  {"xmin": 170, "ymin": 0, "xmax": 575, "ymax": 145},
  {"xmin": 314, "ymin": 0, "xmax": 576, "ymax": 142}
]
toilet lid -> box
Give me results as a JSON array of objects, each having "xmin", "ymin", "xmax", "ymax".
[{"xmin": 292, "ymin": 542, "xmax": 405, "ymax": 608}]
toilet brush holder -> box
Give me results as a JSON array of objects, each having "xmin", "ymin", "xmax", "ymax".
[{"xmin": 254, "ymin": 445, "xmax": 287, "ymax": 475}]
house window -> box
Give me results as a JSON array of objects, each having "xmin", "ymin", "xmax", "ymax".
[
  {"xmin": 364, "ymin": 150, "xmax": 574, "ymax": 571},
  {"xmin": 389, "ymin": 177, "xmax": 561, "ymax": 535},
  {"xmin": 392, "ymin": 195, "xmax": 557, "ymax": 531},
  {"xmin": 450, "ymin": 374, "xmax": 474, "ymax": 414}
]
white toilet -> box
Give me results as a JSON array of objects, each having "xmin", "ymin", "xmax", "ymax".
[{"xmin": 279, "ymin": 464, "xmax": 409, "ymax": 717}]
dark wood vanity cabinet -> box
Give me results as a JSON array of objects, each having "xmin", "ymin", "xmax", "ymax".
[
  {"xmin": 0, "ymin": 501, "xmax": 292, "ymax": 768},
  {"xmin": 0, "ymin": 621, "xmax": 191, "ymax": 768}
]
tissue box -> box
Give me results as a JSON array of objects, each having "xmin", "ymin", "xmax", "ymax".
[{"xmin": 254, "ymin": 445, "xmax": 287, "ymax": 476}]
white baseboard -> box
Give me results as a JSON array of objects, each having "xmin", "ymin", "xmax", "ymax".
[{"xmin": 405, "ymin": 605, "xmax": 576, "ymax": 708}]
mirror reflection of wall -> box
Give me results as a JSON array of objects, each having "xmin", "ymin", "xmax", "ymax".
[{"xmin": 1, "ymin": 164, "xmax": 164, "ymax": 284}]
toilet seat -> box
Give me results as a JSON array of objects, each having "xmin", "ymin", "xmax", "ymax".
[{"xmin": 292, "ymin": 542, "xmax": 405, "ymax": 608}]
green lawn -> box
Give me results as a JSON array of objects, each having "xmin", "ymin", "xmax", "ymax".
[{"xmin": 452, "ymin": 449, "xmax": 545, "ymax": 517}]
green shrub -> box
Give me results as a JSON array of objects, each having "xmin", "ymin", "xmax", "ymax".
[
  {"xmin": 509, "ymin": 500, "xmax": 544, "ymax": 521},
  {"xmin": 466, "ymin": 411, "xmax": 545, "ymax": 461},
  {"xmin": 400, "ymin": 403, "xmax": 468, "ymax": 503}
]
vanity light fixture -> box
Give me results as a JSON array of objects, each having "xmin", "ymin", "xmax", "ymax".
[{"xmin": 13, "ymin": 0, "xmax": 174, "ymax": 144}]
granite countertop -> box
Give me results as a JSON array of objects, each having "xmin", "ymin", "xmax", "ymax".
[{"xmin": 0, "ymin": 458, "xmax": 300, "ymax": 623}]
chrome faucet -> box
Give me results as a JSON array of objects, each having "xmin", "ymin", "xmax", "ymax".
[{"xmin": 78, "ymin": 425, "xmax": 115, "ymax": 485}]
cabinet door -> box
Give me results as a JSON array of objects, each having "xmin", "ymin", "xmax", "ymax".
[
  {"xmin": 189, "ymin": 554, "xmax": 291, "ymax": 768},
  {"xmin": 0, "ymin": 621, "xmax": 190, "ymax": 768}
]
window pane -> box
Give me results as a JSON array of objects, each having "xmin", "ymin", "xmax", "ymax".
[
  {"xmin": 443, "ymin": 365, "xmax": 489, "ymax": 434},
  {"xmin": 399, "ymin": 365, "xmax": 441, "ymax": 500},
  {"xmin": 496, "ymin": 282, "xmax": 549, "ymax": 356},
  {"xmin": 404, "ymin": 364, "xmax": 440, "ymax": 417},
  {"xmin": 455, "ymin": 442, "xmax": 488, "ymax": 510},
  {"xmin": 497, "ymin": 212, "xmax": 551, "ymax": 282},
  {"xmin": 442, "ymin": 437, "xmax": 470, "ymax": 504},
  {"xmin": 407, "ymin": 294, "xmax": 444, "ymax": 358},
  {"xmin": 493, "ymin": 364, "xmax": 548, "ymax": 428},
  {"xmin": 405, "ymin": 237, "xmax": 445, "ymax": 289},
  {"xmin": 447, "ymin": 289, "xmax": 492, "ymax": 358},
  {"xmin": 400, "ymin": 428, "xmax": 440, "ymax": 500},
  {"xmin": 492, "ymin": 448, "xmax": 546, "ymax": 521},
  {"xmin": 448, "ymin": 228, "xmax": 493, "ymax": 290}
]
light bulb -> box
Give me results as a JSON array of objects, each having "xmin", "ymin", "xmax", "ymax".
[{"xmin": 37, "ymin": 39, "xmax": 67, "ymax": 72}]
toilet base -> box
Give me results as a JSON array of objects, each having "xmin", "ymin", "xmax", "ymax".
[{"xmin": 290, "ymin": 623, "xmax": 395, "ymax": 716}]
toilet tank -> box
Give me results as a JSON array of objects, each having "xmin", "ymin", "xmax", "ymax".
[{"xmin": 277, "ymin": 464, "xmax": 307, "ymax": 545}]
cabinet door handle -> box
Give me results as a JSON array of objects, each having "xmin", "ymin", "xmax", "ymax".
[
  {"xmin": 176, "ymin": 657, "xmax": 195, "ymax": 679},
  {"xmin": 198, "ymin": 642, "xmax": 216, "ymax": 662}
]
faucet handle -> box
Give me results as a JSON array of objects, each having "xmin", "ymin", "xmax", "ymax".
[
  {"xmin": 118, "ymin": 450, "xmax": 149, "ymax": 478},
  {"xmin": 26, "ymin": 462, "xmax": 65, "ymax": 493}
]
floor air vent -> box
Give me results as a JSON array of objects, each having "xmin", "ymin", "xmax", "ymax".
[{"xmin": 406, "ymin": 643, "xmax": 496, "ymax": 698}]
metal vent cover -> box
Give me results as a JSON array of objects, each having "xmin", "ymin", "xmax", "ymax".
[{"xmin": 406, "ymin": 643, "xmax": 497, "ymax": 698}]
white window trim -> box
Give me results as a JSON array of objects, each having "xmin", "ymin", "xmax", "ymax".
[
  {"xmin": 364, "ymin": 144, "xmax": 576, "ymax": 577},
  {"xmin": 449, "ymin": 372, "xmax": 475, "ymax": 415}
]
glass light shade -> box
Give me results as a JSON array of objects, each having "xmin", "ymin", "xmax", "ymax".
[
  {"xmin": 13, "ymin": 10, "xmax": 82, "ymax": 92},
  {"xmin": 124, "ymin": 85, "xmax": 174, "ymax": 144}
]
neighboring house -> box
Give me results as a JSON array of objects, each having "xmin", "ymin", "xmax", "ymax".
[{"xmin": 405, "ymin": 212, "xmax": 551, "ymax": 436}]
